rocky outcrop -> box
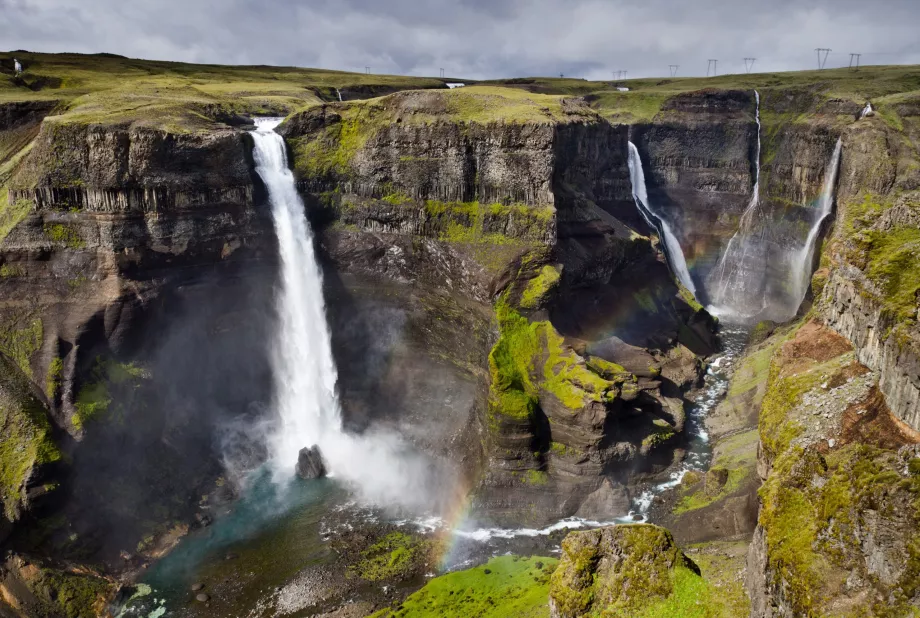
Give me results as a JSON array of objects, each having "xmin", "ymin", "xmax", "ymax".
[
  {"xmin": 746, "ymin": 321, "xmax": 920, "ymax": 617},
  {"xmin": 549, "ymin": 524, "xmax": 700, "ymax": 617},
  {"xmin": 295, "ymin": 445, "xmax": 327, "ymax": 479}
]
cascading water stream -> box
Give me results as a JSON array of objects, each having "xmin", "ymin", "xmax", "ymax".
[
  {"xmin": 861, "ymin": 102, "xmax": 873, "ymax": 118},
  {"xmin": 708, "ymin": 90, "xmax": 764, "ymax": 317},
  {"xmin": 627, "ymin": 141, "xmax": 697, "ymax": 296},
  {"xmin": 336, "ymin": 88, "xmax": 343, "ymax": 102},
  {"xmin": 251, "ymin": 118, "xmax": 343, "ymax": 476},
  {"xmin": 251, "ymin": 118, "xmax": 433, "ymax": 506},
  {"xmin": 789, "ymin": 138, "xmax": 843, "ymax": 309}
]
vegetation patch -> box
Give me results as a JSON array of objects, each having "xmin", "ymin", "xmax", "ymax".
[
  {"xmin": 371, "ymin": 555, "xmax": 557, "ymax": 618},
  {"xmin": 24, "ymin": 566, "xmax": 113, "ymax": 618},
  {"xmin": 0, "ymin": 316, "xmax": 43, "ymax": 378},
  {"xmin": 488, "ymin": 300, "xmax": 624, "ymax": 426},
  {"xmin": 73, "ymin": 357, "xmax": 146, "ymax": 431},
  {"xmin": 0, "ymin": 353, "xmax": 61, "ymax": 521},
  {"xmin": 519, "ymin": 265, "xmax": 561, "ymax": 309},
  {"xmin": 43, "ymin": 222, "xmax": 85, "ymax": 248},
  {"xmin": 350, "ymin": 532, "xmax": 436, "ymax": 583}
]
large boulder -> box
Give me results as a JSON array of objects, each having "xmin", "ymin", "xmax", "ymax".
[
  {"xmin": 295, "ymin": 445, "xmax": 327, "ymax": 480},
  {"xmin": 549, "ymin": 524, "xmax": 700, "ymax": 618}
]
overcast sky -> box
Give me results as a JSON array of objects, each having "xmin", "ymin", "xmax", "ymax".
[{"xmin": 4, "ymin": 0, "xmax": 920, "ymax": 80}]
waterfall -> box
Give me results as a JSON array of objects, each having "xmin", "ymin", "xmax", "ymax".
[
  {"xmin": 707, "ymin": 90, "xmax": 765, "ymax": 317},
  {"xmin": 252, "ymin": 118, "xmax": 343, "ymax": 475},
  {"xmin": 790, "ymin": 138, "xmax": 843, "ymax": 309},
  {"xmin": 251, "ymin": 119, "xmax": 433, "ymax": 505},
  {"xmin": 335, "ymin": 88, "xmax": 343, "ymax": 102},
  {"xmin": 860, "ymin": 102, "xmax": 873, "ymax": 118},
  {"xmin": 627, "ymin": 141, "xmax": 697, "ymax": 296}
]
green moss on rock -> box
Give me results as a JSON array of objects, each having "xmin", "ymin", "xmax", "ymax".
[
  {"xmin": 350, "ymin": 531, "xmax": 437, "ymax": 583},
  {"xmin": 0, "ymin": 316, "xmax": 42, "ymax": 378},
  {"xmin": 371, "ymin": 555, "xmax": 558, "ymax": 618},
  {"xmin": 549, "ymin": 524, "xmax": 713, "ymax": 618},
  {"xmin": 0, "ymin": 353, "xmax": 61, "ymax": 523},
  {"xmin": 519, "ymin": 265, "xmax": 561, "ymax": 309}
]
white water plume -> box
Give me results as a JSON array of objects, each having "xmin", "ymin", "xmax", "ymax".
[
  {"xmin": 251, "ymin": 118, "xmax": 435, "ymax": 508},
  {"xmin": 789, "ymin": 138, "xmax": 843, "ymax": 309},
  {"xmin": 627, "ymin": 141, "xmax": 696, "ymax": 296},
  {"xmin": 708, "ymin": 90, "xmax": 765, "ymax": 317},
  {"xmin": 861, "ymin": 102, "xmax": 873, "ymax": 118}
]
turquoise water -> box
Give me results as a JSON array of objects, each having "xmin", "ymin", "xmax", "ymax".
[{"xmin": 117, "ymin": 470, "xmax": 344, "ymax": 617}]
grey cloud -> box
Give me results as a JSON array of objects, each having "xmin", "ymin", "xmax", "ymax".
[{"xmin": 3, "ymin": 0, "xmax": 920, "ymax": 79}]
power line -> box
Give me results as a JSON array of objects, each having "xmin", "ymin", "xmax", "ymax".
[
  {"xmin": 669, "ymin": 65, "xmax": 679, "ymax": 77},
  {"xmin": 744, "ymin": 57, "xmax": 757, "ymax": 73},
  {"xmin": 849, "ymin": 53, "xmax": 862, "ymax": 71},
  {"xmin": 707, "ymin": 59, "xmax": 718, "ymax": 77},
  {"xmin": 815, "ymin": 48, "xmax": 831, "ymax": 69}
]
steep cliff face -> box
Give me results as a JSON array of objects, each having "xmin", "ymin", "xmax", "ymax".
[
  {"xmin": 631, "ymin": 89, "xmax": 758, "ymax": 289},
  {"xmin": 816, "ymin": 95, "xmax": 920, "ymax": 432},
  {"xmin": 746, "ymin": 321, "xmax": 920, "ymax": 617}
]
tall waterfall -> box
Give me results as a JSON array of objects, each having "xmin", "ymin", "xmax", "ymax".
[
  {"xmin": 252, "ymin": 118, "xmax": 343, "ymax": 474},
  {"xmin": 251, "ymin": 119, "xmax": 431, "ymax": 505},
  {"xmin": 627, "ymin": 141, "xmax": 697, "ymax": 296},
  {"xmin": 708, "ymin": 90, "xmax": 764, "ymax": 317},
  {"xmin": 789, "ymin": 138, "xmax": 843, "ymax": 309},
  {"xmin": 335, "ymin": 88, "xmax": 343, "ymax": 102}
]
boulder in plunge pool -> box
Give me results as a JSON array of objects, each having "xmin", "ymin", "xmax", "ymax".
[{"xmin": 295, "ymin": 445, "xmax": 327, "ymax": 480}]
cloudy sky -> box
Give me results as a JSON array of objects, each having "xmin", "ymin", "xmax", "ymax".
[{"xmin": 4, "ymin": 0, "xmax": 920, "ymax": 80}]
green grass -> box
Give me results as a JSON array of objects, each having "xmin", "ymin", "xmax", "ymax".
[
  {"xmin": 0, "ymin": 316, "xmax": 43, "ymax": 378},
  {"xmin": 349, "ymin": 532, "xmax": 436, "ymax": 583},
  {"xmin": 72, "ymin": 357, "xmax": 146, "ymax": 431},
  {"xmin": 0, "ymin": 51, "xmax": 447, "ymax": 131},
  {"xmin": 371, "ymin": 555, "xmax": 557, "ymax": 618}
]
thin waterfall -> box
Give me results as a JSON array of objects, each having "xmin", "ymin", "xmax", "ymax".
[
  {"xmin": 335, "ymin": 88, "xmax": 343, "ymax": 102},
  {"xmin": 860, "ymin": 102, "xmax": 873, "ymax": 118},
  {"xmin": 790, "ymin": 138, "xmax": 843, "ymax": 309},
  {"xmin": 627, "ymin": 141, "xmax": 697, "ymax": 296},
  {"xmin": 707, "ymin": 90, "xmax": 765, "ymax": 317},
  {"xmin": 250, "ymin": 118, "xmax": 434, "ymax": 505}
]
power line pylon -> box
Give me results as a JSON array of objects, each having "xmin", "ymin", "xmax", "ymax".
[
  {"xmin": 669, "ymin": 65, "xmax": 679, "ymax": 77},
  {"xmin": 815, "ymin": 48, "xmax": 831, "ymax": 70},
  {"xmin": 707, "ymin": 59, "xmax": 718, "ymax": 77},
  {"xmin": 849, "ymin": 53, "xmax": 861, "ymax": 71},
  {"xmin": 744, "ymin": 58, "xmax": 756, "ymax": 73}
]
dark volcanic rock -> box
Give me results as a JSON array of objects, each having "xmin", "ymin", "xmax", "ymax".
[{"xmin": 296, "ymin": 445, "xmax": 328, "ymax": 480}]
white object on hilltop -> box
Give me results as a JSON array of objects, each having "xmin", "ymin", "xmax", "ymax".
[
  {"xmin": 860, "ymin": 102, "xmax": 873, "ymax": 118},
  {"xmin": 627, "ymin": 141, "xmax": 697, "ymax": 296},
  {"xmin": 446, "ymin": 82, "xmax": 465, "ymax": 89},
  {"xmin": 13, "ymin": 59, "xmax": 22, "ymax": 74},
  {"xmin": 250, "ymin": 118, "xmax": 434, "ymax": 507},
  {"xmin": 617, "ymin": 87, "xmax": 630, "ymax": 92}
]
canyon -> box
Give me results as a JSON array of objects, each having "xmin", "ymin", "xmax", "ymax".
[{"xmin": 0, "ymin": 52, "xmax": 919, "ymax": 617}]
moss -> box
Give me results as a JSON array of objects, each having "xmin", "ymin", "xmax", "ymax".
[
  {"xmin": 72, "ymin": 357, "xmax": 146, "ymax": 431},
  {"xmin": 0, "ymin": 195, "xmax": 32, "ymax": 243},
  {"xmin": 519, "ymin": 265, "xmax": 561, "ymax": 309},
  {"xmin": 0, "ymin": 353, "xmax": 61, "ymax": 521},
  {"xmin": 43, "ymin": 222, "xmax": 84, "ymax": 249},
  {"xmin": 45, "ymin": 356, "xmax": 63, "ymax": 399},
  {"xmin": 350, "ymin": 532, "xmax": 434, "ymax": 583},
  {"xmin": 673, "ymin": 466, "xmax": 747, "ymax": 514},
  {"xmin": 370, "ymin": 555, "xmax": 557, "ymax": 618},
  {"xmin": 25, "ymin": 567, "xmax": 113, "ymax": 618},
  {"xmin": 0, "ymin": 316, "xmax": 43, "ymax": 378},
  {"xmin": 0, "ymin": 263, "xmax": 25, "ymax": 277},
  {"xmin": 864, "ymin": 224, "xmax": 920, "ymax": 324},
  {"xmin": 524, "ymin": 469, "xmax": 549, "ymax": 486},
  {"xmin": 488, "ymin": 301, "xmax": 622, "ymax": 426}
]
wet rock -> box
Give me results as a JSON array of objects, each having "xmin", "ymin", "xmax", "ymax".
[
  {"xmin": 191, "ymin": 583, "xmax": 204, "ymax": 592},
  {"xmin": 296, "ymin": 445, "xmax": 328, "ymax": 480},
  {"xmin": 195, "ymin": 593, "xmax": 210, "ymax": 603}
]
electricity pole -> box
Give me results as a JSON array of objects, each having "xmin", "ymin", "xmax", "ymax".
[
  {"xmin": 849, "ymin": 53, "xmax": 861, "ymax": 71},
  {"xmin": 440, "ymin": 68, "xmax": 445, "ymax": 78},
  {"xmin": 815, "ymin": 48, "xmax": 831, "ymax": 70},
  {"xmin": 365, "ymin": 66, "xmax": 370, "ymax": 74},
  {"xmin": 669, "ymin": 65, "xmax": 679, "ymax": 77},
  {"xmin": 744, "ymin": 58, "xmax": 756, "ymax": 73},
  {"xmin": 707, "ymin": 59, "xmax": 718, "ymax": 77}
]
